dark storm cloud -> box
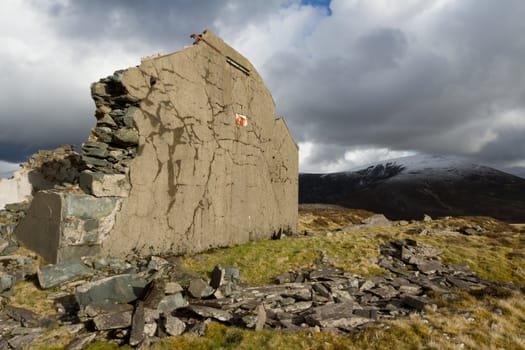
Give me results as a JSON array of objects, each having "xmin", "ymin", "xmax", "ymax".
[
  {"xmin": 263, "ymin": 0, "xmax": 525, "ymax": 171},
  {"xmin": 1, "ymin": 0, "xmax": 525, "ymax": 177},
  {"xmin": 0, "ymin": 0, "xmax": 286, "ymax": 163},
  {"xmin": 31, "ymin": 0, "xmax": 288, "ymax": 49},
  {"xmin": 479, "ymin": 128, "xmax": 525, "ymax": 163},
  {"xmin": 32, "ymin": 0, "xmax": 223, "ymax": 47}
]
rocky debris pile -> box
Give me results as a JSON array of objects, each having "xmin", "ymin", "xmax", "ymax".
[
  {"xmin": 0, "ymin": 238, "xmax": 516, "ymax": 348},
  {"xmin": 404, "ymin": 222, "xmax": 488, "ymax": 236},
  {"xmin": 0, "ymin": 145, "xmax": 83, "ymax": 211},
  {"xmin": 0, "ymin": 202, "xmax": 31, "ymax": 257},
  {"xmin": 22, "ymin": 145, "xmax": 84, "ymax": 188},
  {"xmin": 340, "ymin": 214, "xmax": 393, "ymax": 231},
  {"xmin": 79, "ymin": 71, "xmax": 139, "ymax": 197},
  {"xmin": 0, "ymin": 253, "xmax": 35, "ymax": 297},
  {"xmin": 340, "ymin": 213, "xmax": 498, "ymax": 238},
  {"xmin": 0, "ymin": 203, "xmax": 29, "ymax": 237},
  {"xmin": 378, "ymin": 239, "xmax": 489, "ymax": 291},
  {"xmin": 0, "ymin": 203, "xmax": 37, "ymax": 297},
  {"xmin": 9, "ymin": 74, "xmax": 143, "ymax": 262}
]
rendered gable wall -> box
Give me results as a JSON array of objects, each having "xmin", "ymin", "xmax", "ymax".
[{"xmin": 104, "ymin": 31, "xmax": 298, "ymax": 256}]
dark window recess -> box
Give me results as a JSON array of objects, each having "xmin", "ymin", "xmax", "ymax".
[{"xmin": 226, "ymin": 56, "xmax": 250, "ymax": 76}]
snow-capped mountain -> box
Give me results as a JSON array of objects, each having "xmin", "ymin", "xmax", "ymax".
[{"xmin": 300, "ymin": 155, "xmax": 525, "ymax": 222}]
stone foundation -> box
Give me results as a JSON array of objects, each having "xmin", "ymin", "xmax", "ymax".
[{"xmin": 14, "ymin": 191, "xmax": 121, "ymax": 263}]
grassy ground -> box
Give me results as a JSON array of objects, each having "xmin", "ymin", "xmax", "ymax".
[
  {"xmin": 182, "ymin": 209, "xmax": 525, "ymax": 286},
  {"xmin": 175, "ymin": 207, "xmax": 525, "ymax": 349},
  {"xmin": 10, "ymin": 206, "xmax": 525, "ymax": 349}
]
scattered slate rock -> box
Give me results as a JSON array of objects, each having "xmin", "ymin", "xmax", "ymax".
[
  {"xmin": 274, "ymin": 272, "xmax": 294, "ymax": 284},
  {"xmin": 144, "ymin": 322, "xmax": 157, "ymax": 337},
  {"xmin": 129, "ymin": 301, "xmax": 145, "ymax": 346},
  {"xmin": 65, "ymin": 333, "xmax": 97, "ymax": 350},
  {"xmin": 187, "ymin": 305, "xmax": 232, "ymax": 322},
  {"xmin": 0, "ymin": 255, "xmax": 34, "ymax": 282},
  {"xmin": 210, "ymin": 265, "xmax": 226, "ymax": 289},
  {"xmin": 186, "ymin": 319, "xmax": 211, "ymax": 336},
  {"xmin": 165, "ymin": 282, "xmax": 183, "ymax": 295},
  {"xmin": 142, "ymin": 280, "xmax": 167, "ymax": 309},
  {"xmin": 401, "ymin": 296, "xmax": 428, "ymax": 311},
  {"xmin": 144, "ymin": 308, "xmax": 160, "ymax": 323},
  {"xmin": 38, "ymin": 260, "xmax": 94, "ymax": 289},
  {"xmin": 4, "ymin": 305, "xmax": 40, "ymax": 328},
  {"xmin": 83, "ymin": 303, "xmax": 133, "ymax": 318},
  {"xmin": 459, "ymin": 227, "xmax": 479, "ymax": 236},
  {"xmin": 157, "ymin": 293, "xmax": 188, "ymax": 314},
  {"xmin": 93, "ymin": 311, "xmax": 133, "ymax": 330},
  {"xmin": 361, "ymin": 214, "xmax": 392, "ymax": 227},
  {"xmin": 163, "ymin": 315, "xmax": 186, "ymax": 336},
  {"xmin": 224, "ymin": 266, "xmax": 241, "ymax": 284},
  {"xmin": 75, "ymin": 274, "xmax": 148, "ymax": 308},
  {"xmin": 0, "ymin": 271, "xmax": 15, "ymax": 293},
  {"xmin": 304, "ymin": 302, "xmax": 360, "ymax": 327},
  {"xmin": 188, "ymin": 279, "xmax": 214, "ymax": 299},
  {"xmin": 8, "ymin": 332, "xmax": 43, "ymax": 350}
]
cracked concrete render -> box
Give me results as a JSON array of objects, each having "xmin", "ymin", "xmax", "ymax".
[
  {"xmin": 14, "ymin": 30, "xmax": 298, "ymax": 262},
  {"xmin": 106, "ymin": 31, "xmax": 298, "ymax": 257}
]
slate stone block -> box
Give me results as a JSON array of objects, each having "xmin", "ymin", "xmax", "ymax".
[
  {"xmin": 188, "ymin": 279, "xmax": 214, "ymax": 299},
  {"xmin": 75, "ymin": 274, "xmax": 148, "ymax": 308},
  {"xmin": 93, "ymin": 311, "xmax": 132, "ymax": 330},
  {"xmin": 37, "ymin": 260, "xmax": 94, "ymax": 289},
  {"xmin": 157, "ymin": 293, "xmax": 188, "ymax": 314}
]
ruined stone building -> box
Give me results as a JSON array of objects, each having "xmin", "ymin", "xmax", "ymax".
[{"xmin": 10, "ymin": 30, "xmax": 298, "ymax": 263}]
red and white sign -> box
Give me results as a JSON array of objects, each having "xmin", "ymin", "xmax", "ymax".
[{"xmin": 235, "ymin": 113, "xmax": 248, "ymax": 127}]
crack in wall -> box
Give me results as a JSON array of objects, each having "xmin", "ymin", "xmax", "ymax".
[{"xmin": 102, "ymin": 31, "xmax": 297, "ymax": 257}]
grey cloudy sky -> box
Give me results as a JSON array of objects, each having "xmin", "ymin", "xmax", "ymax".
[{"xmin": 1, "ymin": 0, "xmax": 525, "ymax": 177}]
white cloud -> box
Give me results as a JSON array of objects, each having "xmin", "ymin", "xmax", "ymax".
[
  {"xmin": 344, "ymin": 148, "xmax": 417, "ymax": 170},
  {"xmin": 300, "ymin": 144, "xmax": 416, "ymax": 173},
  {"xmin": 0, "ymin": 161, "xmax": 20, "ymax": 179},
  {"xmin": 1, "ymin": 0, "xmax": 524, "ymax": 177}
]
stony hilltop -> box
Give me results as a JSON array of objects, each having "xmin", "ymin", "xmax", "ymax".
[{"xmin": 0, "ymin": 205, "xmax": 523, "ymax": 349}]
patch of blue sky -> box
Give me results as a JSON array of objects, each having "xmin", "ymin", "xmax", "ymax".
[{"xmin": 300, "ymin": 0, "xmax": 332, "ymax": 15}]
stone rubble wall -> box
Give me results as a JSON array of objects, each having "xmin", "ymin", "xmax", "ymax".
[
  {"xmin": 13, "ymin": 72, "xmax": 139, "ymax": 263},
  {"xmin": 13, "ymin": 30, "xmax": 298, "ymax": 262},
  {"xmin": 14, "ymin": 191, "xmax": 122, "ymax": 263},
  {"xmin": 0, "ymin": 146, "xmax": 83, "ymax": 210}
]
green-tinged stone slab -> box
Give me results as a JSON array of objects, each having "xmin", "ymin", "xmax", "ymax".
[
  {"xmin": 37, "ymin": 260, "xmax": 94, "ymax": 289},
  {"xmin": 63, "ymin": 194, "xmax": 117, "ymax": 219},
  {"xmin": 75, "ymin": 274, "xmax": 148, "ymax": 308},
  {"xmin": 112, "ymin": 127, "xmax": 139, "ymax": 146},
  {"xmin": 157, "ymin": 293, "xmax": 188, "ymax": 314},
  {"xmin": 123, "ymin": 107, "xmax": 138, "ymax": 127}
]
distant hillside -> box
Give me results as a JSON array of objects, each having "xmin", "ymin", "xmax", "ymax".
[{"xmin": 299, "ymin": 155, "xmax": 525, "ymax": 222}]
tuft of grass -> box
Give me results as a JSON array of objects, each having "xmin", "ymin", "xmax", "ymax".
[
  {"xmin": 180, "ymin": 228, "xmax": 389, "ymax": 285},
  {"xmin": 409, "ymin": 226, "xmax": 525, "ymax": 285},
  {"xmin": 9, "ymin": 280, "xmax": 56, "ymax": 315},
  {"xmin": 182, "ymin": 213, "xmax": 525, "ymax": 286},
  {"xmin": 26, "ymin": 327, "xmax": 77, "ymax": 350},
  {"xmin": 84, "ymin": 342, "xmax": 132, "ymax": 350},
  {"xmin": 298, "ymin": 205, "xmax": 373, "ymax": 233}
]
